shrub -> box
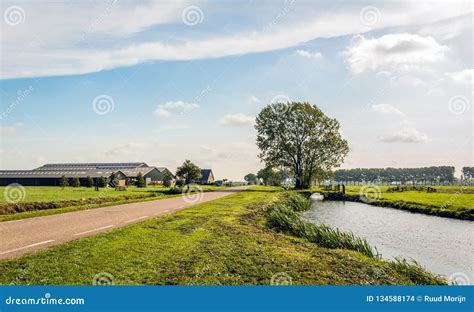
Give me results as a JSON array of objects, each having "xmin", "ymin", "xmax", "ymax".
[
  {"xmin": 98, "ymin": 176, "xmax": 107, "ymax": 188},
  {"xmin": 136, "ymin": 172, "xmax": 146, "ymax": 188},
  {"xmin": 163, "ymin": 172, "xmax": 173, "ymax": 187},
  {"xmin": 85, "ymin": 176, "xmax": 93, "ymax": 187},
  {"xmin": 167, "ymin": 186, "xmax": 182, "ymax": 194},
  {"xmin": 71, "ymin": 177, "xmax": 80, "ymax": 187},
  {"xmin": 59, "ymin": 176, "xmax": 69, "ymax": 187}
]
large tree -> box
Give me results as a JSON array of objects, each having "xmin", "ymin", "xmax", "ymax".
[
  {"xmin": 176, "ymin": 160, "xmax": 202, "ymax": 185},
  {"xmin": 255, "ymin": 102, "xmax": 348, "ymax": 189}
]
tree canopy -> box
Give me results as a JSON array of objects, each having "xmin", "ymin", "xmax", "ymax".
[
  {"xmin": 462, "ymin": 167, "xmax": 474, "ymax": 180},
  {"xmin": 255, "ymin": 102, "xmax": 348, "ymax": 189},
  {"xmin": 176, "ymin": 160, "xmax": 202, "ymax": 185},
  {"xmin": 244, "ymin": 173, "xmax": 258, "ymax": 185}
]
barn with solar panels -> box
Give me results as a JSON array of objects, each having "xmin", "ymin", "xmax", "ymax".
[{"xmin": 0, "ymin": 162, "xmax": 173, "ymax": 186}]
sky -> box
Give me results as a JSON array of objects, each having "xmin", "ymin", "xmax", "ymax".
[{"xmin": 0, "ymin": 0, "xmax": 472, "ymax": 180}]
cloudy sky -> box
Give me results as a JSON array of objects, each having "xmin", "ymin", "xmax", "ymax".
[{"xmin": 0, "ymin": 0, "xmax": 472, "ymax": 180}]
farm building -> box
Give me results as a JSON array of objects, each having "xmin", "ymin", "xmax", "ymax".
[
  {"xmin": 0, "ymin": 162, "xmax": 173, "ymax": 186},
  {"xmin": 196, "ymin": 169, "xmax": 215, "ymax": 185}
]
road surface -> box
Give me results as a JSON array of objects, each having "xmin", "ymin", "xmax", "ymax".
[{"xmin": 0, "ymin": 186, "xmax": 248, "ymax": 260}]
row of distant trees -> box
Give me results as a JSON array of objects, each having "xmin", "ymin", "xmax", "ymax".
[
  {"xmin": 334, "ymin": 166, "xmax": 458, "ymax": 185},
  {"xmin": 244, "ymin": 167, "xmax": 292, "ymax": 186},
  {"xmin": 245, "ymin": 166, "xmax": 474, "ymax": 186},
  {"xmin": 462, "ymin": 167, "xmax": 474, "ymax": 180}
]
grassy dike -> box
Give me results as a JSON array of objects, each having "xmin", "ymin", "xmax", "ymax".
[
  {"xmin": 0, "ymin": 187, "xmax": 444, "ymax": 285},
  {"xmin": 318, "ymin": 191, "xmax": 473, "ymax": 220}
]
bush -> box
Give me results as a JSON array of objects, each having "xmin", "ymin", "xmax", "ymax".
[
  {"xmin": 85, "ymin": 176, "xmax": 93, "ymax": 187},
  {"xmin": 167, "ymin": 186, "xmax": 182, "ymax": 194},
  {"xmin": 71, "ymin": 177, "xmax": 80, "ymax": 187},
  {"xmin": 59, "ymin": 176, "xmax": 69, "ymax": 187},
  {"xmin": 98, "ymin": 176, "xmax": 107, "ymax": 188},
  {"xmin": 136, "ymin": 172, "xmax": 146, "ymax": 188}
]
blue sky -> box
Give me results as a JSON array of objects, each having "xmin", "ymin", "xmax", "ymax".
[{"xmin": 0, "ymin": 1, "xmax": 472, "ymax": 180}]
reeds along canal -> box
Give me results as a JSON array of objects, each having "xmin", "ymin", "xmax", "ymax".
[{"xmin": 302, "ymin": 197, "xmax": 474, "ymax": 284}]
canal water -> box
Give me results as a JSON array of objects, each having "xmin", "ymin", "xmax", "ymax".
[{"xmin": 302, "ymin": 200, "xmax": 473, "ymax": 284}]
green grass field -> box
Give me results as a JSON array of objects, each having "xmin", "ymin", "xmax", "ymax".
[
  {"xmin": 343, "ymin": 185, "xmax": 474, "ymax": 211},
  {"xmin": 0, "ymin": 185, "xmax": 223, "ymax": 221},
  {"xmin": 314, "ymin": 185, "xmax": 474, "ymax": 219},
  {"xmin": 0, "ymin": 187, "xmax": 443, "ymax": 285},
  {"xmin": 0, "ymin": 185, "xmax": 223, "ymax": 203}
]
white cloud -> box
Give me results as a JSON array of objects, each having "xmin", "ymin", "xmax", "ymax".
[
  {"xmin": 1, "ymin": 2, "xmax": 471, "ymax": 79},
  {"xmin": 344, "ymin": 33, "xmax": 449, "ymax": 73},
  {"xmin": 0, "ymin": 123, "xmax": 23, "ymax": 137},
  {"xmin": 250, "ymin": 96, "xmax": 261, "ymax": 103},
  {"xmin": 153, "ymin": 107, "xmax": 172, "ymax": 118},
  {"xmin": 295, "ymin": 49, "xmax": 322, "ymax": 59},
  {"xmin": 378, "ymin": 126, "xmax": 427, "ymax": 143},
  {"xmin": 445, "ymin": 69, "xmax": 474, "ymax": 85},
  {"xmin": 153, "ymin": 101, "xmax": 199, "ymax": 118},
  {"xmin": 218, "ymin": 113, "xmax": 255, "ymax": 127},
  {"xmin": 371, "ymin": 104, "xmax": 404, "ymax": 116}
]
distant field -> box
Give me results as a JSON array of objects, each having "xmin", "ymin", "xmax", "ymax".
[
  {"xmin": 312, "ymin": 185, "xmax": 474, "ymax": 219},
  {"xmin": 0, "ymin": 185, "xmax": 224, "ymax": 221},
  {"xmin": 0, "ymin": 186, "xmax": 169, "ymax": 203},
  {"xmin": 342, "ymin": 185, "xmax": 474, "ymax": 211},
  {"xmin": 0, "ymin": 185, "xmax": 222, "ymax": 203}
]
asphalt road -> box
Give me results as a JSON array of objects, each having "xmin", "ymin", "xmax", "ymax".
[{"xmin": 0, "ymin": 186, "xmax": 248, "ymax": 260}]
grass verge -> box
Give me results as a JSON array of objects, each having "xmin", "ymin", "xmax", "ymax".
[
  {"xmin": 0, "ymin": 187, "xmax": 444, "ymax": 285},
  {"xmin": 264, "ymin": 191, "xmax": 444, "ymax": 285}
]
